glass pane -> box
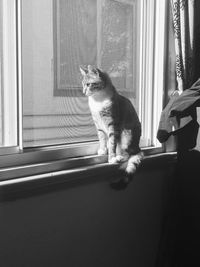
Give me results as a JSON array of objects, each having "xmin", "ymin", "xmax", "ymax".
[
  {"xmin": 101, "ymin": 0, "xmax": 134, "ymax": 94},
  {"xmin": 22, "ymin": 0, "xmax": 141, "ymax": 147},
  {"xmin": 0, "ymin": 0, "xmax": 17, "ymax": 148},
  {"xmin": 55, "ymin": 0, "xmax": 97, "ymax": 91}
]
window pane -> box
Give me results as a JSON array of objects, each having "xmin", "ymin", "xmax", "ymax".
[
  {"xmin": 54, "ymin": 0, "xmax": 97, "ymax": 92},
  {"xmin": 0, "ymin": 0, "xmax": 17, "ymax": 148},
  {"xmin": 22, "ymin": 0, "xmax": 141, "ymax": 147},
  {"xmin": 101, "ymin": 0, "xmax": 135, "ymax": 95}
]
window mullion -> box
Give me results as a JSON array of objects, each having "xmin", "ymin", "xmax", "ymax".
[
  {"xmin": 16, "ymin": 0, "xmax": 23, "ymax": 151},
  {"xmin": 0, "ymin": 0, "xmax": 19, "ymax": 154},
  {"xmin": 139, "ymin": 0, "xmax": 155, "ymax": 147},
  {"xmin": 152, "ymin": 0, "xmax": 167, "ymax": 147},
  {"xmin": 2, "ymin": 0, "xmax": 18, "ymax": 147},
  {"xmin": 140, "ymin": 0, "xmax": 166, "ymax": 149}
]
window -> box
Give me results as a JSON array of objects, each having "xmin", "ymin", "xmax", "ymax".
[
  {"xmin": 22, "ymin": 0, "xmax": 142, "ymax": 147},
  {"xmin": 0, "ymin": 0, "xmax": 168, "ymax": 177},
  {"xmin": 21, "ymin": 0, "xmax": 166, "ymax": 149}
]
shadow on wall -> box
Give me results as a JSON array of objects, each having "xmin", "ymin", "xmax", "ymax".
[
  {"xmin": 157, "ymin": 108, "xmax": 200, "ymax": 267},
  {"xmin": 173, "ymin": 148, "xmax": 200, "ymax": 267}
]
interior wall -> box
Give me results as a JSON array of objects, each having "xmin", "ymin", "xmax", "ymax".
[{"xmin": 0, "ymin": 160, "xmax": 175, "ymax": 267}]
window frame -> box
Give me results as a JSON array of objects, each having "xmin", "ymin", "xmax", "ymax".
[
  {"xmin": 0, "ymin": 0, "xmax": 18, "ymax": 151},
  {"xmin": 0, "ymin": 0, "xmax": 170, "ymax": 181}
]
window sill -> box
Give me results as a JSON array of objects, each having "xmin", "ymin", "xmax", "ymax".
[
  {"xmin": 0, "ymin": 151, "xmax": 177, "ymax": 201},
  {"xmin": 0, "ymin": 143, "xmax": 166, "ymax": 182}
]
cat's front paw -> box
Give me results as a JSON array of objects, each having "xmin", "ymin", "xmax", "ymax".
[
  {"xmin": 109, "ymin": 155, "xmax": 127, "ymax": 163},
  {"xmin": 109, "ymin": 155, "xmax": 126, "ymax": 164},
  {"xmin": 109, "ymin": 157, "xmax": 118, "ymax": 164},
  {"xmin": 98, "ymin": 147, "xmax": 108, "ymax": 156},
  {"xmin": 115, "ymin": 155, "xmax": 126, "ymax": 162}
]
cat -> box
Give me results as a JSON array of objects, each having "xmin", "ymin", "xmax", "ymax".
[{"xmin": 80, "ymin": 65, "xmax": 143, "ymax": 186}]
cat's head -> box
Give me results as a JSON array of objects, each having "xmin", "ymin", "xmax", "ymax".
[{"xmin": 80, "ymin": 65, "xmax": 106, "ymax": 96}]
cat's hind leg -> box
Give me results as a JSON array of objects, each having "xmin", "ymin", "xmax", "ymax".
[
  {"xmin": 114, "ymin": 130, "xmax": 132, "ymax": 163},
  {"xmin": 115, "ymin": 144, "xmax": 129, "ymax": 163},
  {"xmin": 118, "ymin": 129, "xmax": 143, "ymax": 174}
]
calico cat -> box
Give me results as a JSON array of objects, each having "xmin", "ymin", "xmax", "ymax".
[{"xmin": 80, "ymin": 65, "xmax": 143, "ymax": 183}]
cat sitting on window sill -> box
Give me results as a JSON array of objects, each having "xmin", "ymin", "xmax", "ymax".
[{"xmin": 80, "ymin": 65, "xmax": 144, "ymax": 189}]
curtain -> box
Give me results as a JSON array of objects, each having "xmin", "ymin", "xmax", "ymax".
[
  {"xmin": 171, "ymin": 0, "xmax": 200, "ymax": 92},
  {"xmin": 171, "ymin": 0, "xmax": 194, "ymax": 91},
  {"xmin": 157, "ymin": 0, "xmax": 200, "ymax": 146}
]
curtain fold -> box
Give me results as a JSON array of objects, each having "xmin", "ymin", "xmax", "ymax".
[
  {"xmin": 171, "ymin": 0, "xmax": 195, "ymax": 92},
  {"xmin": 157, "ymin": 0, "xmax": 200, "ymax": 145}
]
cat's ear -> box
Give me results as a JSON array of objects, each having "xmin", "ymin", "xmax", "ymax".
[
  {"xmin": 79, "ymin": 66, "xmax": 88, "ymax": 76},
  {"xmin": 88, "ymin": 65, "xmax": 102, "ymax": 76}
]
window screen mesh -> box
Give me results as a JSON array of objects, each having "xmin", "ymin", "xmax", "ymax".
[{"xmin": 22, "ymin": 0, "xmax": 139, "ymax": 147}]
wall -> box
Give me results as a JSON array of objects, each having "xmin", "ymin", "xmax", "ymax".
[
  {"xmin": 174, "ymin": 150, "xmax": 200, "ymax": 267},
  {"xmin": 0, "ymin": 156, "xmax": 175, "ymax": 267}
]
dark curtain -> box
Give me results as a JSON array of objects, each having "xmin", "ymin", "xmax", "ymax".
[
  {"xmin": 156, "ymin": 2, "xmax": 200, "ymax": 266},
  {"xmin": 171, "ymin": 0, "xmax": 200, "ymax": 91}
]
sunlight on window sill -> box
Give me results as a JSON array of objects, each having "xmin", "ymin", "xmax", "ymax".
[{"xmin": 0, "ymin": 151, "xmax": 176, "ymax": 187}]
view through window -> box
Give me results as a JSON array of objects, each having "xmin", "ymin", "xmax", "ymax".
[
  {"xmin": 0, "ymin": 0, "xmax": 166, "ymax": 152},
  {"xmin": 22, "ymin": 0, "xmax": 141, "ymax": 147}
]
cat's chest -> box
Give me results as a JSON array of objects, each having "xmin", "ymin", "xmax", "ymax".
[
  {"xmin": 88, "ymin": 97, "xmax": 113, "ymax": 131},
  {"xmin": 88, "ymin": 97, "xmax": 112, "ymax": 113}
]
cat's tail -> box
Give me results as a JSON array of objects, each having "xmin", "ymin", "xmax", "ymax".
[
  {"xmin": 110, "ymin": 151, "xmax": 143, "ymax": 190},
  {"xmin": 125, "ymin": 151, "xmax": 144, "ymax": 175},
  {"xmin": 118, "ymin": 151, "xmax": 144, "ymax": 178}
]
